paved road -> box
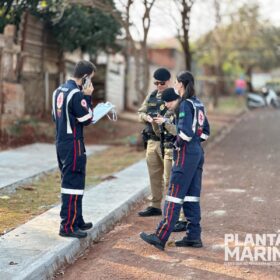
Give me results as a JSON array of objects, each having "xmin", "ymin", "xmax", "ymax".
[{"xmin": 57, "ymin": 109, "xmax": 280, "ymax": 280}]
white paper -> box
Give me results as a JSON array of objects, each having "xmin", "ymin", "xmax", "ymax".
[{"xmin": 92, "ymin": 102, "xmax": 117, "ymax": 124}]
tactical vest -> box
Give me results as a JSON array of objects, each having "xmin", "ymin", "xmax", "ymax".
[
  {"xmin": 147, "ymin": 90, "xmax": 166, "ymax": 117},
  {"xmin": 145, "ymin": 90, "xmax": 175, "ymax": 144}
]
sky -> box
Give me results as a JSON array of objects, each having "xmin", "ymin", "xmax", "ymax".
[{"xmin": 118, "ymin": 0, "xmax": 280, "ymax": 43}]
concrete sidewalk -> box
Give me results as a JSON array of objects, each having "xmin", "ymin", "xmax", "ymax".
[
  {"xmin": 0, "ymin": 143, "xmax": 107, "ymax": 193},
  {"xmin": 0, "ymin": 159, "xmax": 149, "ymax": 280}
]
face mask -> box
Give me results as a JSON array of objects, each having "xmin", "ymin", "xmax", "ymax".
[{"xmin": 173, "ymin": 87, "xmax": 180, "ymax": 95}]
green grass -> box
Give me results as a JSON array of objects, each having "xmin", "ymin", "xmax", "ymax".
[
  {"xmin": 214, "ymin": 96, "xmax": 246, "ymax": 114},
  {"xmin": 0, "ymin": 146, "xmax": 145, "ymax": 235}
]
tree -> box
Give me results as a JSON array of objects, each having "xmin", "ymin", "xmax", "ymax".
[
  {"xmin": 50, "ymin": 4, "xmax": 121, "ymax": 54},
  {"xmin": 212, "ymin": 0, "xmax": 224, "ymax": 107},
  {"xmin": 0, "ymin": 0, "xmax": 121, "ymax": 56},
  {"xmin": 196, "ymin": 3, "xmax": 280, "ymax": 94},
  {"xmin": 66, "ymin": 0, "xmax": 156, "ymax": 103},
  {"xmin": 226, "ymin": 4, "xmax": 262, "ymax": 92},
  {"xmin": 259, "ymin": 25, "xmax": 280, "ymax": 68},
  {"xmin": 194, "ymin": 0, "xmax": 228, "ymax": 107},
  {"xmin": 0, "ymin": 1, "xmax": 65, "ymax": 33},
  {"xmin": 174, "ymin": 0, "xmax": 194, "ymax": 71},
  {"xmin": 133, "ymin": 0, "xmax": 156, "ymax": 102},
  {"xmin": 165, "ymin": 0, "xmax": 194, "ymax": 70}
]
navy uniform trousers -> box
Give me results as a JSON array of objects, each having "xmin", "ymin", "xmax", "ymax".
[
  {"xmin": 53, "ymin": 80, "xmax": 93, "ymax": 234},
  {"xmin": 156, "ymin": 140, "xmax": 204, "ymax": 244},
  {"xmin": 57, "ymin": 133, "xmax": 87, "ymax": 233}
]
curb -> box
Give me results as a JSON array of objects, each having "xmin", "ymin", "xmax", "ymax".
[
  {"xmin": 0, "ymin": 144, "xmax": 108, "ymax": 194},
  {"xmin": 0, "ymin": 167, "xmax": 58, "ymax": 195},
  {"xmin": 21, "ymin": 188, "xmax": 149, "ymax": 280},
  {"xmin": 0, "ymin": 160, "xmax": 149, "ymax": 280}
]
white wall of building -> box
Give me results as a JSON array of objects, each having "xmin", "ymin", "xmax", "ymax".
[{"xmin": 105, "ymin": 54, "xmax": 125, "ymax": 112}]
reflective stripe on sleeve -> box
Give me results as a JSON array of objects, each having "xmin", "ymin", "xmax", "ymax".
[
  {"xmin": 52, "ymin": 89, "xmax": 59, "ymax": 120},
  {"xmin": 61, "ymin": 188, "xmax": 84, "ymax": 195},
  {"xmin": 200, "ymin": 133, "xmax": 209, "ymax": 140},
  {"xmin": 179, "ymin": 131, "xmax": 192, "ymax": 142},
  {"xmin": 184, "ymin": 196, "xmax": 200, "ymax": 202},
  {"xmin": 66, "ymin": 89, "xmax": 80, "ymax": 134},
  {"xmin": 77, "ymin": 113, "xmax": 92, "ymax": 122},
  {"xmin": 187, "ymin": 99, "xmax": 197, "ymax": 133},
  {"xmin": 166, "ymin": 195, "xmax": 183, "ymax": 204},
  {"xmin": 88, "ymin": 107, "xmax": 93, "ymax": 116}
]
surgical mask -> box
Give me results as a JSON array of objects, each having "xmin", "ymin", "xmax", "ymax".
[{"xmin": 173, "ymin": 87, "xmax": 180, "ymax": 95}]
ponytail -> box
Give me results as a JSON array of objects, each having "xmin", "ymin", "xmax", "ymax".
[
  {"xmin": 176, "ymin": 71, "xmax": 195, "ymax": 100},
  {"xmin": 183, "ymin": 80, "xmax": 195, "ymax": 99}
]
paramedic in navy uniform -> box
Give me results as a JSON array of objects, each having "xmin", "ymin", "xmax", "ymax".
[
  {"xmin": 52, "ymin": 60, "xmax": 96, "ymax": 238},
  {"xmin": 140, "ymin": 71, "xmax": 210, "ymax": 250}
]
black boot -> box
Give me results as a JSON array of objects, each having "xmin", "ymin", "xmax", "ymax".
[
  {"xmin": 173, "ymin": 221, "xmax": 188, "ymax": 232},
  {"xmin": 140, "ymin": 232, "xmax": 165, "ymax": 251},
  {"xmin": 175, "ymin": 237, "xmax": 203, "ymax": 248},
  {"xmin": 59, "ymin": 229, "xmax": 87, "ymax": 239},
  {"xmin": 138, "ymin": 207, "xmax": 162, "ymax": 217},
  {"xmin": 79, "ymin": 222, "xmax": 93, "ymax": 231}
]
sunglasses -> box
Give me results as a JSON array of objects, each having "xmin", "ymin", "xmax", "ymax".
[{"xmin": 154, "ymin": 81, "xmax": 166, "ymax": 86}]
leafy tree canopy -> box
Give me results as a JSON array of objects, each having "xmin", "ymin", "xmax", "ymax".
[
  {"xmin": 0, "ymin": 0, "xmax": 121, "ymax": 55},
  {"xmin": 195, "ymin": 3, "xmax": 280, "ymax": 76},
  {"xmin": 50, "ymin": 4, "xmax": 121, "ymax": 54}
]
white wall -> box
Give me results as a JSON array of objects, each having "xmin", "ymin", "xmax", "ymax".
[
  {"xmin": 105, "ymin": 54, "xmax": 125, "ymax": 112},
  {"xmin": 252, "ymin": 73, "xmax": 272, "ymax": 90}
]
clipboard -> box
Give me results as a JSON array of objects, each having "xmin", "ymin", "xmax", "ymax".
[{"xmin": 92, "ymin": 102, "xmax": 117, "ymax": 124}]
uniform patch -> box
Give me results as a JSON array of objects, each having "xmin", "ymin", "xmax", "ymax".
[
  {"xmin": 160, "ymin": 104, "xmax": 165, "ymax": 111},
  {"xmin": 179, "ymin": 112, "xmax": 185, "ymax": 118},
  {"xmin": 81, "ymin": 99, "xmax": 87, "ymax": 108},
  {"xmin": 198, "ymin": 110, "xmax": 205, "ymax": 125},
  {"xmin": 56, "ymin": 92, "xmax": 64, "ymax": 109}
]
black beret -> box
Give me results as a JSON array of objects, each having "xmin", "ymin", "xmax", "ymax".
[
  {"xmin": 161, "ymin": 87, "xmax": 180, "ymax": 102},
  {"xmin": 153, "ymin": 68, "xmax": 171, "ymax": 81}
]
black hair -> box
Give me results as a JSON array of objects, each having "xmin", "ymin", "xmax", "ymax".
[
  {"xmin": 176, "ymin": 71, "xmax": 195, "ymax": 99},
  {"xmin": 73, "ymin": 60, "xmax": 97, "ymax": 78}
]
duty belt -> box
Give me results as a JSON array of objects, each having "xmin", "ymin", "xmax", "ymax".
[
  {"xmin": 163, "ymin": 142, "xmax": 174, "ymax": 149},
  {"xmin": 148, "ymin": 135, "xmax": 160, "ymax": 141}
]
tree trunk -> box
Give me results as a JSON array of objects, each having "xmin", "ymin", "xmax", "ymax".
[
  {"xmin": 246, "ymin": 66, "xmax": 254, "ymax": 92},
  {"xmin": 213, "ymin": 0, "xmax": 222, "ymax": 108},
  {"xmin": 133, "ymin": 46, "xmax": 150, "ymax": 103},
  {"xmin": 0, "ymin": 48, "xmax": 3, "ymax": 136},
  {"xmin": 183, "ymin": 40, "xmax": 191, "ymax": 71},
  {"xmin": 214, "ymin": 66, "xmax": 222, "ymax": 108},
  {"xmin": 123, "ymin": 40, "xmax": 130, "ymax": 110},
  {"xmin": 180, "ymin": 0, "xmax": 192, "ymax": 70},
  {"xmin": 141, "ymin": 44, "xmax": 150, "ymax": 100}
]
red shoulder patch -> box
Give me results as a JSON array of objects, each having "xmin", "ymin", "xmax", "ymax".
[
  {"xmin": 198, "ymin": 110, "xmax": 205, "ymax": 126},
  {"xmin": 81, "ymin": 99, "xmax": 87, "ymax": 108},
  {"xmin": 57, "ymin": 92, "xmax": 64, "ymax": 109}
]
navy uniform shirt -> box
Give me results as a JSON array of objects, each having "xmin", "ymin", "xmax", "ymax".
[
  {"xmin": 52, "ymin": 80, "xmax": 93, "ymax": 145},
  {"xmin": 176, "ymin": 96, "xmax": 210, "ymax": 144}
]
